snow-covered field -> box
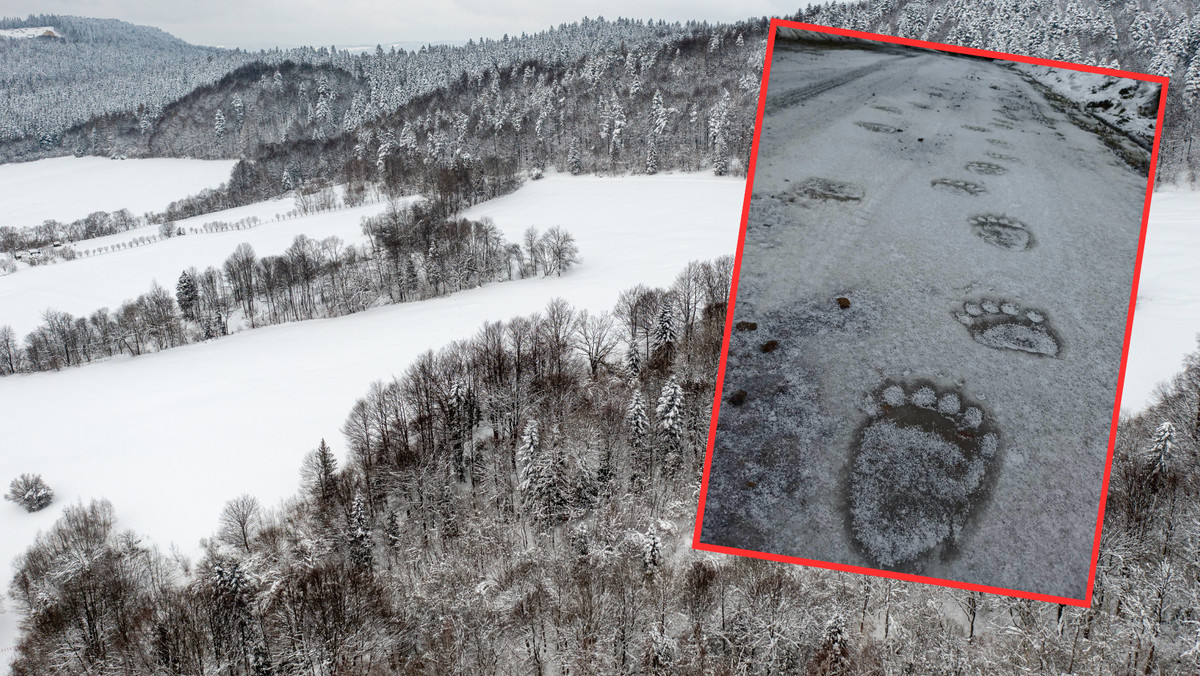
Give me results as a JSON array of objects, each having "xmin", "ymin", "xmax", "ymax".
[
  {"xmin": 0, "ymin": 171, "xmax": 744, "ymax": 657},
  {"xmin": 1124, "ymin": 188, "xmax": 1200, "ymax": 411},
  {"xmin": 0, "ymin": 156, "xmax": 237, "ymax": 230},
  {"xmin": 700, "ymin": 40, "xmax": 1153, "ymax": 601},
  {"xmin": 0, "ymin": 26, "xmax": 60, "ymax": 40},
  {"xmin": 0, "ymin": 196, "xmax": 397, "ymax": 335}
]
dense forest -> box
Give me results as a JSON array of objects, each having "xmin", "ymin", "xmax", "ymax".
[
  {"xmin": 7, "ymin": 255, "xmax": 1200, "ymax": 674},
  {"xmin": 6, "ymin": 0, "xmax": 1200, "ymax": 190}
]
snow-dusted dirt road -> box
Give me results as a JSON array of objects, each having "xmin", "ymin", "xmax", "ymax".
[{"xmin": 700, "ymin": 39, "xmax": 1154, "ymax": 600}]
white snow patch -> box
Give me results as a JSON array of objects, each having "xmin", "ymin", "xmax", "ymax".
[
  {"xmin": 0, "ymin": 26, "xmax": 60, "ymax": 39},
  {"xmin": 0, "ymin": 157, "xmax": 237, "ymax": 230},
  {"xmin": 1123, "ymin": 188, "xmax": 1200, "ymax": 411}
]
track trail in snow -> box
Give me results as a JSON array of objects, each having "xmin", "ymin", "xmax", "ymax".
[{"xmin": 705, "ymin": 42, "xmax": 1149, "ymax": 598}]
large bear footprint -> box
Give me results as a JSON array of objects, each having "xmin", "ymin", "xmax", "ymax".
[
  {"xmin": 969, "ymin": 214, "xmax": 1033, "ymax": 251},
  {"xmin": 848, "ymin": 382, "xmax": 999, "ymax": 569},
  {"xmin": 954, "ymin": 299, "xmax": 1061, "ymax": 357}
]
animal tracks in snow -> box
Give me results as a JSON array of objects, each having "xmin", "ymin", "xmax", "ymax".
[
  {"xmin": 969, "ymin": 213, "xmax": 1033, "ymax": 251},
  {"xmin": 931, "ymin": 178, "xmax": 987, "ymax": 196},
  {"xmin": 784, "ymin": 177, "xmax": 865, "ymax": 203},
  {"xmin": 965, "ymin": 161, "xmax": 1008, "ymax": 175},
  {"xmin": 848, "ymin": 381, "xmax": 1000, "ymax": 569},
  {"xmin": 954, "ymin": 299, "xmax": 1061, "ymax": 357}
]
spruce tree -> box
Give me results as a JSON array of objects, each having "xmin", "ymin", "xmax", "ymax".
[
  {"xmin": 653, "ymin": 300, "xmax": 677, "ymax": 352},
  {"xmin": 656, "ymin": 377, "xmax": 685, "ymax": 474},
  {"xmin": 567, "ymin": 137, "xmax": 582, "ymax": 175},
  {"xmin": 231, "ymin": 94, "xmax": 245, "ymax": 123},
  {"xmin": 625, "ymin": 346, "xmax": 641, "ymax": 381},
  {"xmin": 1147, "ymin": 421, "xmax": 1177, "ymax": 479},
  {"xmin": 627, "ymin": 389, "xmax": 651, "ymax": 487},
  {"xmin": 517, "ymin": 419, "xmax": 540, "ymax": 489},
  {"xmin": 1186, "ymin": 58, "xmax": 1200, "ymax": 107},
  {"xmin": 302, "ymin": 439, "xmax": 338, "ymax": 510},
  {"xmin": 348, "ymin": 492, "xmax": 372, "ymax": 569},
  {"xmin": 175, "ymin": 270, "xmax": 200, "ymax": 321}
]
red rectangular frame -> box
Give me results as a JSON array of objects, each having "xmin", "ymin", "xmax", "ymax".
[{"xmin": 692, "ymin": 17, "xmax": 1170, "ymax": 608}]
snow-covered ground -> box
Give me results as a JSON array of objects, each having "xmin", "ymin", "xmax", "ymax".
[
  {"xmin": 0, "ymin": 26, "xmax": 60, "ymax": 40},
  {"xmin": 0, "ymin": 156, "xmax": 237, "ymax": 230},
  {"xmin": 0, "ymin": 171, "xmax": 744, "ymax": 658},
  {"xmin": 700, "ymin": 41, "xmax": 1153, "ymax": 601},
  {"xmin": 0, "ymin": 196, "xmax": 399, "ymax": 335},
  {"xmin": 1123, "ymin": 188, "xmax": 1200, "ymax": 411},
  {"xmin": 1011, "ymin": 62, "xmax": 1159, "ymax": 146}
]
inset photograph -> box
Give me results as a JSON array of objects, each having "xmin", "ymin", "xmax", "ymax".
[{"xmin": 696, "ymin": 21, "xmax": 1165, "ymax": 603}]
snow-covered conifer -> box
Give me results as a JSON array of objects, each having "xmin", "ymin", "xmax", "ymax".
[
  {"xmin": 176, "ymin": 270, "xmax": 199, "ymax": 321},
  {"xmin": 625, "ymin": 346, "xmax": 641, "ymax": 380},
  {"xmin": 231, "ymin": 94, "xmax": 245, "ymax": 123},
  {"xmin": 656, "ymin": 377, "xmax": 684, "ymax": 446},
  {"xmin": 1146, "ymin": 421, "xmax": 1177, "ymax": 478},
  {"xmin": 517, "ymin": 419, "xmax": 540, "ymax": 488},
  {"xmin": 652, "ymin": 300, "xmax": 677, "ymax": 351},
  {"xmin": 348, "ymin": 492, "xmax": 372, "ymax": 569},
  {"xmin": 567, "ymin": 137, "xmax": 583, "ymax": 175}
]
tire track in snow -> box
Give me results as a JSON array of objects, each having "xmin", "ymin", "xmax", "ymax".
[{"xmin": 763, "ymin": 58, "xmax": 905, "ymax": 115}]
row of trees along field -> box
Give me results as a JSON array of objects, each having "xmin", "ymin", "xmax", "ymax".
[
  {"xmin": 0, "ymin": 201, "xmax": 578, "ymax": 376},
  {"xmin": 9, "ymin": 255, "xmax": 1200, "ymax": 674}
]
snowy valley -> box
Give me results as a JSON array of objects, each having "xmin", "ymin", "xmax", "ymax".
[{"xmin": 3, "ymin": 4, "xmax": 1200, "ymax": 675}]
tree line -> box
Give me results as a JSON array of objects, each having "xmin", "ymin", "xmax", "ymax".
[{"xmin": 0, "ymin": 203, "xmax": 578, "ymax": 376}]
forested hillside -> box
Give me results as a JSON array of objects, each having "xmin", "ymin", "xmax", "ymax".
[
  {"xmin": 8, "ymin": 257, "xmax": 1200, "ymax": 674},
  {"xmin": 0, "ymin": 15, "xmax": 261, "ymax": 152}
]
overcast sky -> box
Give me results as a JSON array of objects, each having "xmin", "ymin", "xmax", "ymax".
[{"xmin": 0, "ymin": 0, "xmax": 803, "ymax": 49}]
